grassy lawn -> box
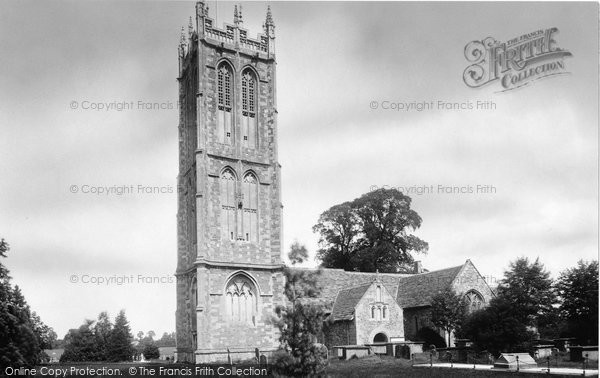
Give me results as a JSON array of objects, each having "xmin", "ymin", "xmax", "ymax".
[{"xmin": 325, "ymin": 355, "xmax": 598, "ymax": 377}]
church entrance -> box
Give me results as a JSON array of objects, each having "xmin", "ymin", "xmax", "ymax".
[{"xmin": 373, "ymin": 332, "xmax": 388, "ymax": 343}]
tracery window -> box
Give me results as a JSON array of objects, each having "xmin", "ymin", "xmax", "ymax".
[
  {"xmin": 217, "ymin": 63, "xmax": 233, "ymax": 144},
  {"xmin": 464, "ymin": 290, "xmax": 484, "ymax": 313},
  {"xmin": 242, "ymin": 173, "xmax": 258, "ymax": 242},
  {"xmin": 241, "ymin": 69, "xmax": 257, "ymax": 148},
  {"xmin": 220, "ymin": 169, "xmax": 236, "ymax": 240},
  {"xmin": 225, "ymin": 275, "xmax": 257, "ymax": 325}
]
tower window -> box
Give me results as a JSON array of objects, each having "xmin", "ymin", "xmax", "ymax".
[
  {"xmin": 220, "ymin": 168, "xmax": 237, "ymax": 240},
  {"xmin": 241, "ymin": 69, "xmax": 257, "ymax": 148},
  {"xmin": 242, "ymin": 172, "xmax": 259, "ymax": 242},
  {"xmin": 225, "ymin": 275, "xmax": 257, "ymax": 325},
  {"xmin": 217, "ymin": 63, "xmax": 234, "ymax": 145}
]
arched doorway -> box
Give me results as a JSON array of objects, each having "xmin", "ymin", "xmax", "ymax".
[{"xmin": 373, "ymin": 332, "xmax": 388, "ymax": 343}]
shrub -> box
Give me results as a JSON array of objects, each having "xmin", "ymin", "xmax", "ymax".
[{"xmin": 415, "ymin": 327, "xmax": 446, "ymax": 349}]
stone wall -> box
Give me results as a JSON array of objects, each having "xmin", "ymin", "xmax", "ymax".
[
  {"xmin": 324, "ymin": 321, "xmax": 355, "ymax": 350},
  {"xmin": 451, "ymin": 260, "xmax": 495, "ymax": 305},
  {"xmin": 355, "ymin": 283, "xmax": 404, "ymax": 345}
]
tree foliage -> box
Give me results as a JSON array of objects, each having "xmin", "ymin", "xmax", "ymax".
[
  {"xmin": 430, "ymin": 288, "xmax": 467, "ymax": 346},
  {"xmin": 273, "ymin": 243, "xmax": 327, "ymax": 377},
  {"xmin": 0, "ymin": 238, "xmax": 56, "ymax": 369},
  {"xmin": 313, "ymin": 188, "xmax": 428, "ymax": 273},
  {"xmin": 459, "ymin": 257, "xmax": 557, "ymax": 355},
  {"xmin": 107, "ymin": 310, "xmax": 134, "ymax": 362},
  {"xmin": 459, "ymin": 296, "xmax": 536, "ymax": 355},
  {"xmin": 495, "ymin": 257, "xmax": 557, "ymax": 333},
  {"xmin": 142, "ymin": 343, "xmax": 160, "ymax": 360},
  {"xmin": 61, "ymin": 310, "xmax": 134, "ymax": 362},
  {"xmin": 555, "ymin": 260, "xmax": 599, "ymax": 344}
]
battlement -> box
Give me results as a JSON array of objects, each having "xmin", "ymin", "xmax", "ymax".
[{"xmin": 179, "ymin": 2, "xmax": 275, "ymax": 62}]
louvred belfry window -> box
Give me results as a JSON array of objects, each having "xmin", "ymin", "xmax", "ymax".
[
  {"xmin": 217, "ymin": 63, "xmax": 233, "ymax": 144},
  {"xmin": 220, "ymin": 169, "xmax": 236, "ymax": 240},
  {"xmin": 241, "ymin": 69, "xmax": 257, "ymax": 148},
  {"xmin": 242, "ymin": 173, "xmax": 258, "ymax": 242}
]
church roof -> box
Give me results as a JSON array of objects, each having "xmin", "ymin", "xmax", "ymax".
[
  {"xmin": 290, "ymin": 268, "xmax": 408, "ymax": 309},
  {"xmin": 289, "ymin": 262, "xmax": 468, "ymax": 312},
  {"xmin": 395, "ymin": 265, "xmax": 463, "ymax": 308},
  {"xmin": 330, "ymin": 283, "xmax": 371, "ymax": 321}
]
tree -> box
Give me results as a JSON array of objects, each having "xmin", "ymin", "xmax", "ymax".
[
  {"xmin": 106, "ymin": 310, "xmax": 134, "ymax": 362},
  {"xmin": 313, "ymin": 188, "xmax": 428, "ymax": 273},
  {"xmin": 60, "ymin": 320, "xmax": 98, "ymax": 362},
  {"xmin": 93, "ymin": 312, "xmax": 113, "ymax": 361},
  {"xmin": 156, "ymin": 332, "xmax": 176, "ymax": 347},
  {"xmin": 459, "ymin": 296, "xmax": 536, "ymax": 355},
  {"xmin": 430, "ymin": 288, "xmax": 467, "ymax": 346},
  {"xmin": 495, "ymin": 257, "xmax": 557, "ymax": 333},
  {"xmin": 273, "ymin": 243, "xmax": 327, "ymax": 376},
  {"xmin": 142, "ymin": 343, "xmax": 160, "ymax": 360},
  {"xmin": 556, "ymin": 260, "xmax": 599, "ymax": 344},
  {"xmin": 458, "ymin": 257, "xmax": 557, "ymax": 355},
  {"xmin": 31, "ymin": 312, "xmax": 57, "ymax": 350},
  {"xmin": 0, "ymin": 238, "xmax": 54, "ymax": 369},
  {"xmin": 146, "ymin": 330, "xmax": 155, "ymax": 341}
]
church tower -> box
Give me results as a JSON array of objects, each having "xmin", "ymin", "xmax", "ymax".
[{"xmin": 175, "ymin": 2, "xmax": 284, "ymax": 363}]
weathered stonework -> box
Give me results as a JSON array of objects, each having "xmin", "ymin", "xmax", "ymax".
[
  {"xmin": 175, "ymin": 2, "xmax": 283, "ymax": 363},
  {"xmin": 354, "ymin": 283, "xmax": 404, "ymax": 345}
]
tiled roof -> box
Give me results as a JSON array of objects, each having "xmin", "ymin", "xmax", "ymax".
[
  {"xmin": 330, "ymin": 284, "xmax": 371, "ymax": 321},
  {"xmin": 395, "ymin": 265, "xmax": 463, "ymax": 308},
  {"xmin": 289, "ymin": 268, "xmax": 408, "ymax": 310},
  {"xmin": 289, "ymin": 263, "xmax": 466, "ymax": 311}
]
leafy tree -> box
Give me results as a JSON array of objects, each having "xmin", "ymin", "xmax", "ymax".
[
  {"xmin": 495, "ymin": 257, "xmax": 557, "ymax": 334},
  {"xmin": 60, "ymin": 320, "xmax": 99, "ymax": 362},
  {"xmin": 0, "ymin": 239, "xmax": 54, "ymax": 369},
  {"xmin": 137, "ymin": 331, "xmax": 144, "ymax": 340},
  {"xmin": 313, "ymin": 188, "xmax": 428, "ymax": 273},
  {"xmin": 142, "ymin": 343, "xmax": 160, "ymax": 360},
  {"xmin": 458, "ymin": 257, "xmax": 556, "ymax": 355},
  {"xmin": 273, "ymin": 243, "xmax": 327, "ymax": 376},
  {"xmin": 31, "ymin": 312, "xmax": 57, "ymax": 349},
  {"xmin": 156, "ymin": 332, "xmax": 176, "ymax": 347},
  {"xmin": 107, "ymin": 310, "xmax": 134, "ymax": 362},
  {"xmin": 556, "ymin": 260, "xmax": 599, "ymax": 344},
  {"xmin": 93, "ymin": 312, "xmax": 113, "ymax": 361},
  {"xmin": 430, "ymin": 288, "xmax": 467, "ymax": 346},
  {"xmin": 459, "ymin": 296, "xmax": 536, "ymax": 355},
  {"xmin": 415, "ymin": 327, "xmax": 446, "ymax": 349}
]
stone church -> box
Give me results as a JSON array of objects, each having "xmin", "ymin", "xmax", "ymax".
[{"xmin": 175, "ymin": 3, "xmax": 494, "ymax": 363}]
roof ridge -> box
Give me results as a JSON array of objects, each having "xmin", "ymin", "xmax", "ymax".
[
  {"xmin": 338, "ymin": 282, "xmax": 372, "ymax": 293},
  {"xmin": 399, "ymin": 264, "xmax": 463, "ymax": 278}
]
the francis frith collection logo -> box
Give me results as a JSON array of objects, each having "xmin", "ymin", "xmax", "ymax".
[{"xmin": 463, "ymin": 27, "xmax": 572, "ymax": 92}]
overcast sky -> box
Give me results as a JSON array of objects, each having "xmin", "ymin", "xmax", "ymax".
[{"xmin": 0, "ymin": 1, "xmax": 597, "ymax": 339}]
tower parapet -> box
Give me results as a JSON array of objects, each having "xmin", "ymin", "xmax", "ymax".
[{"xmin": 183, "ymin": 1, "xmax": 274, "ymax": 59}]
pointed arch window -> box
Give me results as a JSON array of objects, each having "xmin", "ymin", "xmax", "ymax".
[
  {"xmin": 242, "ymin": 172, "xmax": 258, "ymax": 242},
  {"xmin": 241, "ymin": 69, "xmax": 257, "ymax": 148},
  {"xmin": 464, "ymin": 290, "xmax": 484, "ymax": 313},
  {"xmin": 217, "ymin": 63, "xmax": 233, "ymax": 145},
  {"xmin": 220, "ymin": 169, "xmax": 236, "ymax": 240},
  {"xmin": 225, "ymin": 275, "xmax": 257, "ymax": 325}
]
